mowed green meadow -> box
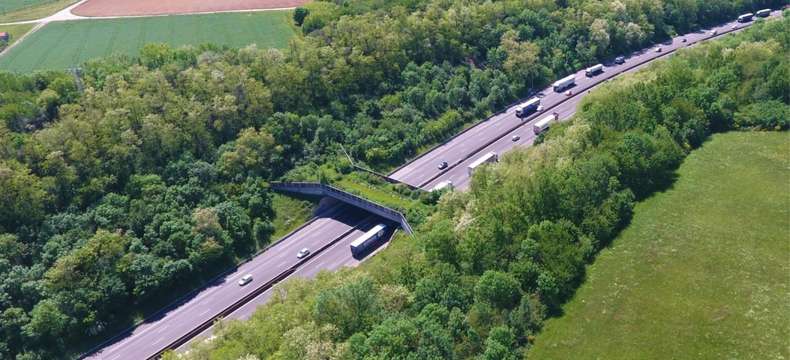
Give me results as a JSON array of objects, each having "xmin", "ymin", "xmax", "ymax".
[
  {"xmin": 530, "ymin": 131, "xmax": 790, "ymax": 360},
  {"xmin": 0, "ymin": 0, "xmax": 59, "ymax": 14},
  {"xmin": 0, "ymin": 11, "xmax": 295, "ymax": 72}
]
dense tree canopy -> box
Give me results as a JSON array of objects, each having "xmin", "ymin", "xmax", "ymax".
[{"xmin": 0, "ymin": 0, "xmax": 786, "ymax": 358}]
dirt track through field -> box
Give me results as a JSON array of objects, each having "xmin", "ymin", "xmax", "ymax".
[{"xmin": 73, "ymin": 0, "xmax": 307, "ymax": 17}]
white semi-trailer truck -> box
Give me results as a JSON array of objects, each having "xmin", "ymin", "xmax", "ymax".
[
  {"xmin": 468, "ymin": 152, "xmax": 498, "ymax": 176},
  {"xmin": 350, "ymin": 224, "xmax": 387, "ymax": 257},
  {"xmin": 533, "ymin": 113, "xmax": 559, "ymax": 134},
  {"xmin": 585, "ymin": 64, "xmax": 604, "ymax": 77},
  {"xmin": 553, "ymin": 74, "xmax": 575, "ymax": 92},
  {"xmin": 515, "ymin": 97, "xmax": 541, "ymax": 118}
]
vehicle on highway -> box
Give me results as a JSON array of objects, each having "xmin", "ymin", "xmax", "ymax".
[
  {"xmin": 431, "ymin": 180, "xmax": 454, "ymax": 192},
  {"xmin": 511, "ymin": 135, "xmax": 520, "ymax": 142},
  {"xmin": 614, "ymin": 56, "xmax": 625, "ymax": 64},
  {"xmin": 737, "ymin": 13, "xmax": 753, "ymax": 23},
  {"xmin": 756, "ymin": 9, "xmax": 771, "ymax": 18},
  {"xmin": 350, "ymin": 224, "xmax": 387, "ymax": 257},
  {"xmin": 533, "ymin": 113, "xmax": 559, "ymax": 134},
  {"xmin": 537, "ymin": 105, "xmax": 544, "ymax": 112},
  {"xmin": 515, "ymin": 97, "xmax": 541, "ymax": 118},
  {"xmin": 552, "ymin": 74, "xmax": 575, "ymax": 92},
  {"xmin": 585, "ymin": 64, "xmax": 603, "ymax": 77},
  {"xmin": 438, "ymin": 161, "xmax": 448, "ymax": 170},
  {"xmin": 681, "ymin": 38, "xmax": 687, "ymax": 43},
  {"xmin": 468, "ymin": 152, "xmax": 498, "ymax": 176},
  {"xmin": 711, "ymin": 29, "xmax": 718, "ymax": 35},
  {"xmin": 238, "ymin": 274, "xmax": 253, "ymax": 286},
  {"xmin": 296, "ymin": 248, "xmax": 310, "ymax": 259},
  {"xmin": 655, "ymin": 46, "xmax": 662, "ymax": 52},
  {"xmin": 565, "ymin": 90, "xmax": 573, "ymax": 96}
]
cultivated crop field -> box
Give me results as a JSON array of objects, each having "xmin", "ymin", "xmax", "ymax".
[
  {"xmin": 530, "ymin": 132, "xmax": 790, "ymax": 359},
  {"xmin": 0, "ymin": 0, "xmax": 59, "ymax": 15},
  {"xmin": 0, "ymin": 11, "xmax": 294, "ymax": 72}
]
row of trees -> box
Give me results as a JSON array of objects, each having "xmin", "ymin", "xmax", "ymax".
[
  {"xmin": 0, "ymin": 0, "xmax": 785, "ymax": 358},
  {"xmin": 176, "ymin": 14, "xmax": 789, "ymax": 360}
]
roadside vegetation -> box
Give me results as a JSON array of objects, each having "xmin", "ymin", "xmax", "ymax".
[
  {"xmin": 0, "ymin": 0, "xmax": 785, "ymax": 358},
  {"xmin": 0, "ymin": 0, "xmax": 77, "ymax": 23},
  {"xmin": 0, "ymin": 11, "xmax": 295, "ymax": 72},
  {"xmin": 529, "ymin": 131, "xmax": 790, "ymax": 359},
  {"xmin": 172, "ymin": 12, "xmax": 790, "ymax": 360}
]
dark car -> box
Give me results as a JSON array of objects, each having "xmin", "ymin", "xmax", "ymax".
[
  {"xmin": 438, "ymin": 161, "xmax": 448, "ymax": 170},
  {"xmin": 614, "ymin": 56, "xmax": 625, "ymax": 64}
]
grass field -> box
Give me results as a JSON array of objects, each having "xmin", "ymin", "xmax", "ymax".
[
  {"xmin": 0, "ymin": 0, "xmax": 76, "ymax": 22},
  {"xmin": 0, "ymin": 11, "xmax": 295, "ymax": 72},
  {"xmin": 529, "ymin": 131, "xmax": 790, "ymax": 360},
  {"xmin": 0, "ymin": 23, "xmax": 35, "ymax": 49}
]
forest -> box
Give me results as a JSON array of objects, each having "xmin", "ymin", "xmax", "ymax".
[
  {"xmin": 175, "ymin": 13, "xmax": 789, "ymax": 360},
  {"xmin": 0, "ymin": 0, "xmax": 786, "ymax": 358}
]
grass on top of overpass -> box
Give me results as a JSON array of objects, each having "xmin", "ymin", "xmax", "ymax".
[
  {"xmin": 0, "ymin": 10, "xmax": 295, "ymax": 72},
  {"xmin": 529, "ymin": 131, "xmax": 790, "ymax": 359}
]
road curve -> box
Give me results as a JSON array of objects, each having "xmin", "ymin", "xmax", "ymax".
[{"xmin": 392, "ymin": 11, "xmax": 782, "ymax": 191}]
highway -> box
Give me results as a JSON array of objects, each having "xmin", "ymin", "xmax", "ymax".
[
  {"xmin": 176, "ymin": 217, "xmax": 387, "ymax": 352},
  {"xmin": 83, "ymin": 10, "xmax": 781, "ymax": 360},
  {"xmin": 82, "ymin": 202, "xmax": 382, "ymax": 360},
  {"xmin": 393, "ymin": 11, "xmax": 782, "ymax": 191}
]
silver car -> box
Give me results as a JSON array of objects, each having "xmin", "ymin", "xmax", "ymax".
[
  {"xmin": 238, "ymin": 274, "xmax": 253, "ymax": 286},
  {"xmin": 297, "ymin": 248, "xmax": 310, "ymax": 259}
]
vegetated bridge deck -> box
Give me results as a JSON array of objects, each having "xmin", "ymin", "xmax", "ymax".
[{"xmin": 270, "ymin": 182, "xmax": 414, "ymax": 235}]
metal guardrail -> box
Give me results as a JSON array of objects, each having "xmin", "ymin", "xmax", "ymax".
[{"xmin": 270, "ymin": 182, "xmax": 414, "ymax": 235}]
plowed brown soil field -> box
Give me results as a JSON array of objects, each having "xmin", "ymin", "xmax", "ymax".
[{"xmin": 73, "ymin": 0, "xmax": 307, "ymax": 17}]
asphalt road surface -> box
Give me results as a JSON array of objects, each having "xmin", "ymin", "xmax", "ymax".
[
  {"xmin": 176, "ymin": 217, "xmax": 390, "ymax": 352},
  {"xmin": 83, "ymin": 202, "xmax": 377, "ymax": 360},
  {"xmin": 393, "ymin": 11, "xmax": 781, "ymax": 191}
]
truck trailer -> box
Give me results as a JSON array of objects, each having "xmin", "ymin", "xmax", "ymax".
[
  {"xmin": 585, "ymin": 64, "xmax": 604, "ymax": 77},
  {"xmin": 553, "ymin": 74, "xmax": 576, "ymax": 92},
  {"xmin": 350, "ymin": 224, "xmax": 387, "ymax": 257},
  {"xmin": 756, "ymin": 9, "xmax": 771, "ymax": 17},
  {"xmin": 431, "ymin": 180, "xmax": 454, "ymax": 192},
  {"xmin": 737, "ymin": 13, "xmax": 754, "ymax": 22},
  {"xmin": 468, "ymin": 152, "xmax": 498, "ymax": 176},
  {"xmin": 515, "ymin": 97, "xmax": 541, "ymax": 118},
  {"xmin": 533, "ymin": 113, "xmax": 559, "ymax": 134}
]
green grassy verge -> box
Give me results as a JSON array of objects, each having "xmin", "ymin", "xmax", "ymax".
[
  {"xmin": 270, "ymin": 193, "xmax": 316, "ymax": 240},
  {"xmin": 0, "ymin": 0, "xmax": 77, "ymax": 23},
  {"xmin": 0, "ymin": 23, "xmax": 35, "ymax": 50},
  {"xmin": 530, "ymin": 131, "xmax": 790, "ymax": 360},
  {"xmin": 0, "ymin": 11, "xmax": 295, "ymax": 72}
]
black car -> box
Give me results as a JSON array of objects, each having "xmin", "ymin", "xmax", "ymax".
[
  {"xmin": 614, "ymin": 56, "xmax": 625, "ymax": 64},
  {"xmin": 438, "ymin": 161, "xmax": 448, "ymax": 170}
]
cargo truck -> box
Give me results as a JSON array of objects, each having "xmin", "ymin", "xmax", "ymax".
[
  {"xmin": 350, "ymin": 224, "xmax": 387, "ymax": 257},
  {"xmin": 553, "ymin": 74, "xmax": 575, "ymax": 92},
  {"xmin": 756, "ymin": 9, "xmax": 770, "ymax": 17},
  {"xmin": 468, "ymin": 152, "xmax": 498, "ymax": 176},
  {"xmin": 737, "ymin": 13, "xmax": 753, "ymax": 22},
  {"xmin": 533, "ymin": 112, "xmax": 559, "ymax": 134},
  {"xmin": 585, "ymin": 64, "xmax": 603, "ymax": 77},
  {"xmin": 515, "ymin": 97, "xmax": 541, "ymax": 118},
  {"xmin": 431, "ymin": 180, "xmax": 454, "ymax": 192}
]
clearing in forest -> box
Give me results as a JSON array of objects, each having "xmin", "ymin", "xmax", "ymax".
[{"xmin": 529, "ymin": 131, "xmax": 790, "ymax": 359}]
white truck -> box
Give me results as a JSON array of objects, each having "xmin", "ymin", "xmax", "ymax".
[
  {"xmin": 350, "ymin": 224, "xmax": 387, "ymax": 257},
  {"xmin": 737, "ymin": 13, "xmax": 754, "ymax": 22},
  {"xmin": 515, "ymin": 97, "xmax": 541, "ymax": 118},
  {"xmin": 468, "ymin": 152, "xmax": 498, "ymax": 176},
  {"xmin": 756, "ymin": 9, "xmax": 770, "ymax": 18},
  {"xmin": 553, "ymin": 74, "xmax": 575, "ymax": 92},
  {"xmin": 585, "ymin": 64, "xmax": 604, "ymax": 77},
  {"xmin": 533, "ymin": 112, "xmax": 559, "ymax": 134}
]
